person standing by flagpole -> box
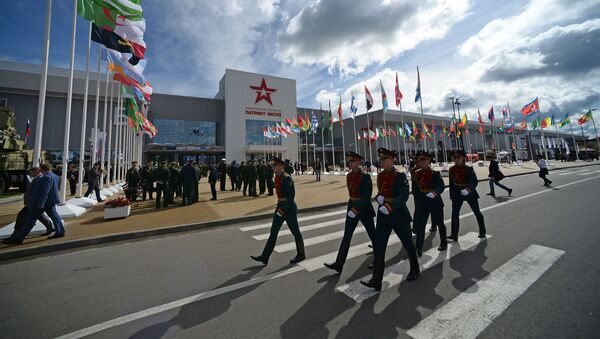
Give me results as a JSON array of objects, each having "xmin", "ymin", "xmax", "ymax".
[
  {"xmin": 337, "ymin": 96, "xmax": 346, "ymax": 172},
  {"xmin": 415, "ymin": 66, "xmax": 428, "ymax": 152},
  {"xmin": 365, "ymin": 85, "xmax": 374, "ymax": 166},
  {"xmin": 351, "ymin": 92, "xmax": 359, "ymax": 153},
  {"xmin": 59, "ymin": 0, "xmax": 78, "ymax": 204}
]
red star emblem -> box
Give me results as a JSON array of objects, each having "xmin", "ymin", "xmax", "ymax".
[{"xmin": 249, "ymin": 78, "xmax": 277, "ymax": 105}]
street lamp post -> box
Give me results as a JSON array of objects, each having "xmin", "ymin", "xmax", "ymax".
[
  {"xmin": 449, "ymin": 97, "xmax": 457, "ymax": 150},
  {"xmin": 455, "ymin": 98, "xmax": 465, "ymax": 150}
]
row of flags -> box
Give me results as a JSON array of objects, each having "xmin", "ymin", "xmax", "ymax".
[{"xmin": 77, "ymin": 0, "xmax": 157, "ymax": 138}]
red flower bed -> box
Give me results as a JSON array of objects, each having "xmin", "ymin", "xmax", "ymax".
[{"xmin": 104, "ymin": 197, "xmax": 132, "ymax": 208}]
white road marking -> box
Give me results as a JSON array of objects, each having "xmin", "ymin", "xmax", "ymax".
[
  {"xmin": 253, "ymin": 217, "xmax": 345, "ymax": 240},
  {"xmin": 239, "ymin": 209, "xmax": 345, "ymax": 231},
  {"xmin": 556, "ymin": 171, "xmax": 575, "ymax": 176},
  {"xmin": 337, "ymin": 232, "xmax": 489, "ymax": 303},
  {"xmin": 577, "ymin": 171, "xmax": 593, "ymax": 176},
  {"xmin": 274, "ymin": 228, "xmax": 366, "ymax": 253},
  {"xmin": 406, "ymin": 244, "xmax": 564, "ymax": 339},
  {"xmin": 55, "ymin": 266, "xmax": 304, "ymax": 339},
  {"xmin": 55, "ymin": 174, "xmax": 599, "ymax": 337}
]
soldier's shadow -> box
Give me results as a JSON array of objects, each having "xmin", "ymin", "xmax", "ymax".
[
  {"xmin": 334, "ymin": 249, "xmax": 447, "ymax": 338},
  {"xmin": 127, "ymin": 266, "xmax": 265, "ymax": 339},
  {"xmin": 449, "ymin": 239, "xmax": 489, "ymax": 293}
]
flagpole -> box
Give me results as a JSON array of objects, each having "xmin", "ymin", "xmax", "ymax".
[
  {"xmin": 91, "ymin": 48, "xmax": 102, "ymax": 168},
  {"xmin": 115, "ymin": 89, "xmax": 122, "ymax": 183},
  {"xmin": 330, "ymin": 122, "xmax": 335, "ymax": 172},
  {"xmin": 554, "ymin": 120, "xmax": 562, "ymax": 156},
  {"xmin": 508, "ymin": 102, "xmax": 518, "ymax": 160},
  {"xmin": 580, "ymin": 124, "xmax": 587, "ymax": 159},
  {"xmin": 353, "ymin": 113, "xmax": 358, "ymax": 153},
  {"xmin": 321, "ymin": 125, "xmax": 325, "ymax": 170},
  {"xmin": 365, "ymin": 108, "xmax": 373, "ymax": 165},
  {"xmin": 481, "ymin": 127, "xmax": 486, "ymax": 163},
  {"xmin": 106, "ymin": 80, "xmax": 115, "ymax": 185},
  {"xmin": 399, "ymin": 102, "xmax": 408, "ymax": 166},
  {"xmin": 590, "ymin": 109, "xmax": 600, "ymax": 156},
  {"xmin": 58, "ymin": 0, "xmax": 77, "ymax": 204},
  {"xmin": 33, "ymin": 0, "xmax": 52, "ymax": 167},
  {"xmin": 100, "ymin": 62, "xmax": 110, "ymax": 188},
  {"xmin": 312, "ymin": 125, "xmax": 316, "ymax": 170},
  {"xmin": 111, "ymin": 84, "xmax": 119, "ymax": 185},
  {"xmin": 395, "ymin": 123, "xmax": 400, "ymax": 158},
  {"xmin": 341, "ymin": 117, "xmax": 346, "ymax": 172},
  {"xmin": 381, "ymin": 82, "xmax": 388, "ymax": 149},
  {"xmin": 539, "ymin": 111, "xmax": 549, "ymax": 160}
]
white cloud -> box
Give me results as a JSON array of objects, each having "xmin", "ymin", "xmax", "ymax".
[{"xmin": 277, "ymin": 0, "xmax": 471, "ymax": 77}]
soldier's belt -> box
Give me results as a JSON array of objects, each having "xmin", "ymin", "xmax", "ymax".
[
  {"xmin": 278, "ymin": 198, "xmax": 287, "ymax": 202},
  {"xmin": 349, "ymin": 197, "xmax": 361, "ymax": 201},
  {"xmin": 384, "ymin": 198, "xmax": 394, "ymax": 203}
]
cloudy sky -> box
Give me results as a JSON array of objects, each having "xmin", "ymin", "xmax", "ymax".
[{"xmin": 1, "ymin": 0, "xmax": 599, "ymax": 135}]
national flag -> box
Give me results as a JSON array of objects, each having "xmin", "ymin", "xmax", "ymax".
[
  {"xmin": 478, "ymin": 125, "xmax": 484, "ymax": 134},
  {"xmin": 520, "ymin": 120, "xmax": 528, "ymax": 130},
  {"xmin": 404, "ymin": 123, "xmax": 412, "ymax": 137},
  {"xmin": 442, "ymin": 120, "xmax": 447, "ymax": 134},
  {"xmin": 501, "ymin": 106, "xmax": 509, "ymax": 118},
  {"xmin": 319, "ymin": 103, "xmax": 327, "ymax": 126},
  {"xmin": 140, "ymin": 112, "xmax": 157, "ymax": 138},
  {"xmin": 337, "ymin": 96, "xmax": 344, "ymax": 125},
  {"xmin": 477, "ymin": 109, "xmax": 484, "ymax": 124},
  {"xmin": 423, "ymin": 123, "xmax": 432, "ymax": 137},
  {"xmin": 91, "ymin": 24, "xmax": 144, "ymax": 64},
  {"xmin": 541, "ymin": 116, "xmax": 552, "ymax": 128},
  {"xmin": 25, "ymin": 119, "xmax": 31, "ymax": 138},
  {"xmin": 531, "ymin": 117, "xmax": 540, "ymax": 130},
  {"xmin": 364, "ymin": 85, "xmax": 374, "ymax": 111},
  {"xmin": 488, "ymin": 105, "xmax": 495, "ymax": 121},
  {"xmin": 506, "ymin": 126, "xmax": 514, "ymax": 134},
  {"xmin": 557, "ymin": 113, "xmax": 570, "ymax": 128},
  {"xmin": 397, "ymin": 124, "xmax": 404, "ymax": 138},
  {"xmin": 311, "ymin": 111, "xmax": 319, "ymax": 132},
  {"xmin": 357, "ymin": 132, "xmax": 361, "ymax": 141},
  {"xmin": 350, "ymin": 92, "xmax": 358, "ymax": 118},
  {"xmin": 389, "ymin": 127, "xmax": 397, "ymax": 138},
  {"xmin": 450, "ymin": 116, "xmax": 456, "ymax": 133},
  {"xmin": 304, "ymin": 112, "xmax": 312, "ymax": 132},
  {"xmin": 395, "ymin": 72, "xmax": 403, "ymax": 107},
  {"xmin": 412, "ymin": 121, "xmax": 418, "ymax": 136},
  {"xmin": 380, "ymin": 79, "xmax": 388, "ymax": 113},
  {"xmin": 93, "ymin": 0, "xmax": 144, "ymax": 21},
  {"xmin": 414, "ymin": 66, "xmax": 421, "ymax": 103},
  {"xmin": 107, "ymin": 49, "xmax": 145, "ymax": 85},
  {"xmin": 578, "ymin": 109, "xmax": 593, "ymax": 125},
  {"xmin": 520, "ymin": 98, "xmax": 539, "ymax": 117},
  {"xmin": 458, "ymin": 112, "xmax": 467, "ymax": 128}
]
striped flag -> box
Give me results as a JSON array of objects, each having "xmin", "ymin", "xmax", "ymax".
[
  {"xmin": 25, "ymin": 119, "xmax": 31, "ymax": 138},
  {"xmin": 488, "ymin": 105, "xmax": 495, "ymax": 121},
  {"xmin": 557, "ymin": 113, "xmax": 570, "ymax": 128},
  {"xmin": 350, "ymin": 92, "xmax": 358, "ymax": 118},
  {"xmin": 520, "ymin": 98, "xmax": 540, "ymax": 117},
  {"xmin": 380, "ymin": 79, "xmax": 388, "ymax": 113},
  {"xmin": 395, "ymin": 72, "xmax": 403, "ymax": 107},
  {"xmin": 337, "ymin": 96, "xmax": 344, "ymax": 125},
  {"xmin": 364, "ymin": 85, "xmax": 374, "ymax": 110}
]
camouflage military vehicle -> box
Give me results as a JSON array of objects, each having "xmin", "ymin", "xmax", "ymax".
[{"xmin": 0, "ymin": 106, "xmax": 33, "ymax": 195}]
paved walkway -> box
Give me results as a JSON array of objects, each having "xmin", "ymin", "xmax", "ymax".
[{"xmin": 0, "ymin": 160, "xmax": 597, "ymax": 253}]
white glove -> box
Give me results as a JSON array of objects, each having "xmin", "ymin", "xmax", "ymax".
[
  {"xmin": 461, "ymin": 189, "xmax": 469, "ymax": 196},
  {"xmin": 376, "ymin": 195, "xmax": 385, "ymax": 205},
  {"xmin": 378, "ymin": 205, "xmax": 390, "ymax": 215},
  {"xmin": 426, "ymin": 192, "xmax": 435, "ymax": 198},
  {"xmin": 347, "ymin": 210, "xmax": 357, "ymax": 218}
]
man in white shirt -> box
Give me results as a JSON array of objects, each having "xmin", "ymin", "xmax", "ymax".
[{"xmin": 536, "ymin": 155, "xmax": 552, "ymax": 186}]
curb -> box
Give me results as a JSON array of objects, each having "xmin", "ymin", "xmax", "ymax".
[{"xmin": 1, "ymin": 162, "xmax": 597, "ymax": 262}]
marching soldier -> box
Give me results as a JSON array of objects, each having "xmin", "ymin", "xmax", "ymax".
[
  {"xmin": 208, "ymin": 161, "xmax": 218, "ymax": 200},
  {"xmin": 448, "ymin": 150, "xmax": 486, "ymax": 240},
  {"xmin": 154, "ymin": 161, "xmax": 170, "ymax": 208},
  {"xmin": 251, "ymin": 157, "xmax": 305, "ymax": 265},
  {"xmin": 409, "ymin": 155, "xmax": 424, "ymax": 234},
  {"xmin": 361, "ymin": 148, "xmax": 419, "ymax": 291},
  {"xmin": 324, "ymin": 151, "xmax": 376, "ymax": 273},
  {"xmin": 413, "ymin": 152, "xmax": 447, "ymax": 256},
  {"xmin": 168, "ymin": 162, "xmax": 180, "ymax": 204}
]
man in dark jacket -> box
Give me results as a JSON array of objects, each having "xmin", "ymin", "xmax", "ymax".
[
  {"xmin": 218, "ymin": 159, "xmax": 227, "ymax": 191},
  {"xmin": 12, "ymin": 167, "xmax": 54, "ymax": 235},
  {"xmin": 264, "ymin": 162, "xmax": 274, "ymax": 196},
  {"xmin": 168, "ymin": 162, "xmax": 180, "ymax": 204},
  {"xmin": 125, "ymin": 161, "xmax": 141, "ymax": 201},
  {"xmin": 324, "ymin": 151, "xmax": 376, "ymax": 273},
  {"xmin": 487, "ymin": 158, "xmax": 512, "ymax": 196},
  {"xmin": 257, "ymin": 160, "xmax": 266, "ymax": 194},
  {"xmin": 192, "ymin": 162, "xmax": 200, "ymax": 203},
  {"xmin": 84, "ymin": 162, "xmax": 104, "ymax": 202},
  {"xmin": 237, "ymin": 161, "xmax": 245, "ymax": 192},
  {"xmin": 208, "ymin": 162, "xmax": 218, "ymax": 200},
  {"xmin": 154, "ymin": 161, "xmax": 170, "ymax": 209},
  {"xmin": 140, "ymin": 161, "xmax": 154, "ymax": 200},
  {"xmin": 246, "ymin": 160, "xmax": 258, "ymax": 197},
  {"xmin": 448, "ymin": 150, "xmax": 486, "ymax": 240},
  {"xmin": 229, "ymin": 161, "xmax": 239, "ymax": 191},
  {"xmin": 181, "ymin": 160, "xmax": 196, "ymax": 206},
  {"xmin": 68, "ymin": 165, "xmax": 78, "ymax": 196},
  {"xmin": 314, "ymin": 158, "xmax": 322, "ymax": 182}
]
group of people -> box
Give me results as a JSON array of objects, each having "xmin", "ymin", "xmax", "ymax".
[
  {"xmin": 249, "ymin": 148, "xmax": 490, "ymax": 291},
  {"xmin": 2, "ymin": 164, "xmax": 66, "ymax": 245}
]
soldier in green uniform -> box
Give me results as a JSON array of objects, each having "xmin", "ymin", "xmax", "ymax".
[
  {"xmin": 448, "ymin": 150, "xmax": 486, "ymax": 240},
  {"xmin": 409, "ymin": 155, "xmax": 424, "ymax": 234},
  {"xmin": 154, "ymin": 161, "xmax": 170, "ymax": 209},
  {"xmin": 125, "ymin": 161, "xmax": 141, "ymax": 202},
  {"xmin": 237, "ymin": 161, "xmax": 245, "ymax": 192},
  {"xmin": 168, "ymin": 162, "xmax": 180, "ymax": 204},
  {"xmin": 361, "ymin": 148, "xmax": 419, "ymax": 291},
  {"xmin": 264, "ymin": 161, "xmax": 274, "ymax": 196},
  {"xmin": 324, "ymin": 151, "xmax": 376, "ymax": 273},
  {"xmin": 140, "ymin": 161, "xmax": 154, "ymax": 200},
  {"xmin": 251, "ymin": 157, "xmax": 305, "ymax": 265},
  {"xmin": 192, "ymin": 162, "xmax": 200, "ymax": 203},
  {"xmin": 413, "ymin": 151, "xmax": 447, "ymax": 256},
  {"xmin": 257, "ymin": 160, "xmax": 266, "ymax": 195},
  {"xmin": 246, "ymin": 160, "xmax": 258, "ymax": 197}
]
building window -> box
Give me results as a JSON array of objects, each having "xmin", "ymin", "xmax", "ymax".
[
  {"xmin": 246, "ymin": 119, "xmax": 282, "ymax": 145},
  {"xmin": 151, "ymin": 119, "xmax": 217, "ymax": 145}
]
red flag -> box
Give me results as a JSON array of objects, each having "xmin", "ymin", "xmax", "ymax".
[
  {"xmin": 520, "ymin": 98, "xmax": 539, "ymax": 117},
  {"xmin": 337, "ymin": 96, "xmax": 343, "ymax": 126},
  {"xmin": 364, "ymin": 85, "xmax": 374, "ymax": 110},
  {"xmin": 394, "ymin": 72, "xmax": 403, "ymax": 107}
]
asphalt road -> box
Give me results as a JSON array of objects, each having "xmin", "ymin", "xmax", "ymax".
[{"xmin": 1, "ymin": 165, "xmax": 599, "ymax": 339}]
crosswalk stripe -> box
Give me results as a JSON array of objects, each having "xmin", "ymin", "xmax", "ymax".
[
  {"xmin": 299, "ymin": 237, "xmax": 383, "ymax": 271},
  {"xmin": 239, "ymin": 209, "xmax": 345, "ymax": 232},
  {"xmin": 577, "ymin": 171, "xmax": 593, "ymax": 176},
  {"xmin": 406, "ymin": 244, "xmax": 564, "ymax": 339},
  {"xmin": 253, "ymin": 218, "xmax": 345, "ymax": 240},
  {"xmin": 556, "ymin": 171, "xmax": 575, "ymax": 176},
  {"xmin": 337, "ymin": 232, "xmax": 489, "ymax": 303},
  {"xmin": 274, "ymin": 228, "xmax": 366, "ymax": 253}
]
